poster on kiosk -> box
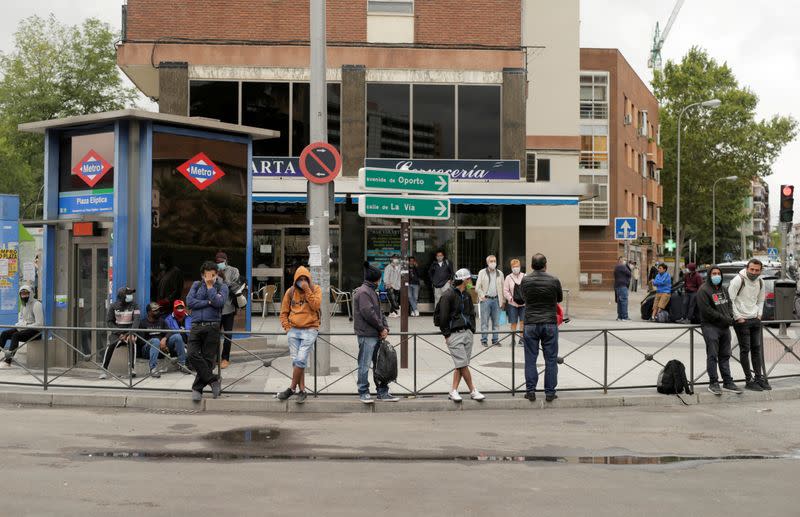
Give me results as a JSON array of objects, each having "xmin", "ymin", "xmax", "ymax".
[{"xmin": 0, "ymin": 195, "xmax": 20, "ymax": 327}]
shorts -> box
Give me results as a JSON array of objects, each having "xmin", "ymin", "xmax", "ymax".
[
  {"xmin": 506, "ymin": 304, "xmax": 525, "ymax": 324},
  {"xmin": 287, "ymin": 328, "xmax": 318, "ymax": 368},
  {"xmin": 654, "ymin": 293, "xmax": 671, "ymax": 311},
  {"xmin": 446, "ymin": 330, "xmax": 473, "ymax": 368}
]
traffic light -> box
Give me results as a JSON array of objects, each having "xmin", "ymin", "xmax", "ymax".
[{"xmin": 780, "ymin": 184, "xmax": 794, "ymax": 223}]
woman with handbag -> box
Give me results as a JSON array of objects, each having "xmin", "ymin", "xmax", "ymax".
[{"xmin": 503, "ymin": 259, "xmax": 526, "ymax": 340}]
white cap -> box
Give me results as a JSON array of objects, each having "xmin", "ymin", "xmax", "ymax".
[{"xmin": 454, "ymin": 268, "xmax": 471, "ymax": 281}]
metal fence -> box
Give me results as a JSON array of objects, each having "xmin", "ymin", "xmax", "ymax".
[{"xmin": 1, "ymin": 322, "xmax": 798, "ymax": 396}]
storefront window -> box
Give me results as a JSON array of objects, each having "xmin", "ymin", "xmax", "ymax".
[
  {"xmin": 456, "ymin": 205, "xmax": 502, "ymax": 227},
  {"xmin": 242, "ymin": 82, "xmax": 290, "ymax": 156},
  {"xmin": 328, "ymin": 83, "xmax": 342, "ymax": 150},
  {"xmin": 366, "ymin": 83, "xmax": 410, "ymax": 158},
  {"xmin": 457, "ymin": 229, "xmax": 500, "ymax": 278},
  {"xmin": 412, "ymin": 85, "xmax": 455, "ymax": 159},
  {"xmin": 292, "ymin": 83, "xmax": 310, "ymax": 156},
  {"xmin": 458, "ymin": 85, "xmax": 501, "ymax": 159},
  {"xmin": 189, "ymin": 81, "xmax": 239, "ymax": 125},
  {"xmin": 410, "ymin": 227, "xmax": 456, "ymax": 303}
]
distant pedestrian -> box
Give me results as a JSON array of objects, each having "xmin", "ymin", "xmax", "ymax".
[
  {"xmin": 186, "ymin": 261, "xmax": 228, "ymax": 402},
  {"xmin": 0, "ymin": 285, "xmax": 43, "ymax": 368},
  {"xmin": 156, "ymin": 255, "xmax": 184, "ymax": 310},
  {"xmin": 728, "ymin": 259, "xmax": 770, "ymax": 391},
  {"xmin": 651, "ymin": 264, "xmax": 672, "ymax": 321},
  {"xmin": 503, "ymin": 259, "xmax": 525, "ymax": 336},
  {"xmin": 408, "ymin": 256, "xmax": 420, "ymax": 317},
  {"xmin": 383, "ymin": 254, "xmax": 402, "ymax": 318},
  {"xmin": 521, "ymin": 254, "xmax": 563, "ymax": 402},
  {"xmin": 613, "ymin": 257, "xmax": 632, "ymax": 322},
  {"xmin": 429, "ymin": 250, "xmax": 454, "ymax": 307},
  {"xmin": 216, "ymin": 251, "xmax": 241, "ymax": 370},
  {"xmin": 647, "ymin": 261, "xmax": 658, "ymax": 290},
  {"xmin": 100, "ymin": 287, "xmax": 140, "ymax": 379},
  {"xmin": 476, "ymin": 255, "xmax": 504, "ymax": 347},
  {"xmin": 277, "ymin": 266, "xmax": 321, "ymax": 404},
  {"xmin": 436, "ymin": 268, "xmax": 484, "ymax": 402},
  {"xmin": 631, "ymin": 262, "xmax": 640, "ymax": 292},
  {"xmin": 353, "ymin": 262, "xmax": 398, "ymax": 403},
  {"xmin": 697, "ymin": 266, "xmax": 741, "ymax": 395},
  {"xmin": 678, "ymin": 262, "xmax": 702, "ymax": 323}
]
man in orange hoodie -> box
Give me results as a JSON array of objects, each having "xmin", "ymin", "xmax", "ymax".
[{"xmin": 277, "ymin": 266, "xmax": 321, "ymax": 403}]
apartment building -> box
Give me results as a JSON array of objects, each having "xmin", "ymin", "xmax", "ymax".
[{"xmin": 751, "ymin": 179, "xmax": 770, "ymax": 253}]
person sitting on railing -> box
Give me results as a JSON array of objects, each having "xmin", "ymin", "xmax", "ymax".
[
  {"xmin": 137, "ymin": 302, "xmax": 168, "ymax": 379},
  {"xmin": 164, "ymin": 300, "xmax": 192, "ymax": 374},
  {"xmin": 650, "ymin": 264, "xmax": 672, "ymax": 322},
  {"xmin": 100, "ymin": 287, "xmax": 140, "ymax": 379},
  {"xmin": 0, "ymin": 285, "xmax": 43, "ymax": 368}
]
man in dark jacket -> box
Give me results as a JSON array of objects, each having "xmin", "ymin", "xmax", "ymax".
[
  {"xmin": 100, "ymin": 286, "xmax": 141, "ymax": 379},
  {"xmin": 521, "ymin": 254, "xmax": 563, "ymax": 402},
  {"xmin": 678, "ymin": 262, "xmax": 703, "ymax": 324},
  {"xmin": 613, "ymin": 257, "xmax": 632, "ymax": 321},
  {"xmin": 436, "ymin": 268, "xmax": 485, "ymax": 402},
  {"xmin": 697, "ymin": 265, "xmax": 742, "ymax": 395},
  {"xmin": 186, "ymin": 261, "xmax": 228, "ymax": 402},
  {"xmin": 137, "ymin": 302, "xmax": 167, "ymax": 378},
  {"xmin": 428, "ymin": 250, "xmax": 454, "ymax": 306},
  {"xmin": 353, "ymin": 261, "xmax": 398, "ymax": 403}
]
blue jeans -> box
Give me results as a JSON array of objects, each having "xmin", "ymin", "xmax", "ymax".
[
  {"xmin": 479, "ymin": 297, "xmax": 500, "ymax": 344},
  {"xmin": 523, "ymin": 323, "xmax": 559, "ymax": 395},
  {"xmin": 408, "ymin": 284, "xmax": 420, "ymax": 312},
  {"xmin": 167, "ymin": 334, "xmax": 188, "ymax": 366},
  {"xmin": 615, "ymin": 287, "xmax": 629, "ymax": 320},
  {"xmin": 357, "ymin": 336, "xmax": 389, "ymax": 396},
  {"xmin": 144, "ymin": 338, "xmax": 162, "ymax": 370},
  {"xmin": 287, "ymin": 328, "xmax": 317, "ymax": 368}
]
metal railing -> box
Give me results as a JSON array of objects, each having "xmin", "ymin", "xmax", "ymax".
[{"xmin": 1, "ymin": 321, "xmax": 798, "ymax": 397}]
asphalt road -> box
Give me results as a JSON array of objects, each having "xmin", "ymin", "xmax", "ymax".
[{"xmin": 2, "ymin": 399, "xmax": 799, "ymax": 516}]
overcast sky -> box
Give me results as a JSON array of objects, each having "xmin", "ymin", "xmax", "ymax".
[{"xmin": 2, "ymin": 1, "xmax": 797, "ymax": 225}]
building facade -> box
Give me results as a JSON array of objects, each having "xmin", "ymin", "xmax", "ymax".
[
  {"xmin": 116, "ymin": 0, "xmax": 590, "ymax": 305},
  {"xmin": 577, "ymin": 49, "xmax": 663, "ymax": 290},
  {"xmin": 751, "ymin": 179, "xmax": 770, "ymax": 253}
]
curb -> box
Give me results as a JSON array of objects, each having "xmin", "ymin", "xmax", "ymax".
[{"xmin": 1, "ymin": 385, "xmax": 799, "ymax": 413}]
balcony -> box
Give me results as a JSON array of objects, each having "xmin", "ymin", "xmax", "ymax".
[{"xmin": 580, "ymin": 102, "xmax": 609, "ymax": 120}]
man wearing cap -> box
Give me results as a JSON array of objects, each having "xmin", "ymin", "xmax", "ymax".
[
  {"xmin": 215, "ymin": 251, "xmax": 241, "ymax": 369},
  {"xmin": 353, "ymin": 261, "xmax": 398, "ymax": 403},
  {"xmin": 187, "ymin": 261, "xmax": 228, "ymax": 401},
  {"xmin": 164, "ymin": 300, "xmax": 191, "ymax": 373},
  {"xmin": 436, "ymin": 268, "xmax": 485, "ymax": 402},
  {"xmin": 0, "ymin": 285, "xmax": 43, "ymax": 368},
  {"xmin": 100, "ymin": 286, "xmax": 141, "ymax": 379}
]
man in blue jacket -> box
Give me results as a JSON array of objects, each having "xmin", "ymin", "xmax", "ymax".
[
  {"xmin": 164, "ymin": 299, "xmax": 192, "ymax": 374},
  {"xmin": 186, "ymin": 261, "xmax": 228, "ymax": 402},
  {"xmin": 650, "ymin": 263, "xmax": 672, "ymax": 321}
]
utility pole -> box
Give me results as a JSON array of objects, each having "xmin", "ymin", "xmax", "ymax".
[
  {"xmin": 400, "ymin": 219, "xmax": 409, "ymax": 368},
  {"xmin": 309, "ymin": 0, "xmax": 330, "ymax": 375}
]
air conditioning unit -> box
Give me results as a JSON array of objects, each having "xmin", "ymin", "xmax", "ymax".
[
  {"xmin": 623, "ymin": 114, "xmax": 632, "ymax": 125},
  {"xmin": 638, "ymin": 125, "xmax": 648, "ymax": 137}
]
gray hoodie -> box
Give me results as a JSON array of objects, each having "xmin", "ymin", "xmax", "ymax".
[
  {"xmin": 728, "ymin": 268, "xmax": 765, "ymax": 320},
  {"xmin": 16, "ymin": 285, "xmax": 43, "ymax": 330}
]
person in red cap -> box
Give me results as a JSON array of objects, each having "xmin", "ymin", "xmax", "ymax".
[
  {"xmin": 164, "ymin": 299, "xmax": 192, "ymax": 373},
  {"xmin": 215, "ymin": 251, "xmax": 241, "ymax": 369},
  {"xmin": 679, "ymin": 262, "xmax": 703, "ymax": 324}
]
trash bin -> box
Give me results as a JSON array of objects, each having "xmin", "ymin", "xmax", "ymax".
[{"xmin": 774, "ymin": 280, "xmax": 797, "ymax": 321}]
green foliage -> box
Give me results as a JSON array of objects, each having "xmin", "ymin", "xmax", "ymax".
[
  {"xmin": 0, "ymin": 15, "xmax": 137, "ymax": 218},
  {"xmin": 653, "ymin": 47, "xmax": 797, "ymax": 261}
]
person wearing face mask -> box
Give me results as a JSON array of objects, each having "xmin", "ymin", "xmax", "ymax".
[
  {"xmin": 428, "ymin": 250, "xmax": 454, "ymax": 307},
  {"xmin": 613, "ymin": 256, "xmax": 632, "ymax": 322},
  {"xmin": 276, "ymin": 266, "xmax": 322, "ymax": 403},
  {"xmin": 476, "ymin": 255, "xmax": 505, "ymax": 347},
  {"xmin": 0, "ymin": 285, "xmax": 43, "ymax": 368},
  {"xmin": 503, "ymin": 259, "xmax": 525, "ymax": 337},
  {"xmin": 383, "ymin": 255, "xmax": 402, "ymax": 318},
  {"xmin": 352, "ymin": 261, "xmax": 398, "ymax": 403},
  {"xmin": 728, "ymin": 258, "xmax": 770, "ymax": 391},
  {"xmin": 697, "ymin": 266, "xmax": 742, "ymax": 395},
  {"xmin": 214, "ymin": 251, "xmax": 240, "ymax": 369},
  {"xmin": 407, "ymin": 256, "xmax": 420, "ymax": 317},
  {"xmin": 164, "ymin": 300, "xmax": 192, "ymax": 374},
  {"xmin": 100, "ymin": 287, "xmax": 141, "ymax": 379}
]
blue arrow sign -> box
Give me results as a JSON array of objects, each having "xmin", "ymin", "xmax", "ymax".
[
  {"xmin": 614, "ymin": 217, "xmax": 637, "ymax": 240},
  {"xmin": 767, "ymin": 247, "xmax": 779, "ymax": 260},
  {"xmin": 723, "ymin": 252, "xmax": 733, "ymax": 262}
]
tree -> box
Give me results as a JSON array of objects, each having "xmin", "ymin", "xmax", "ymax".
[
  {"xmin": 653, "ymin": 47, "xmax": 797, "ymax": 264},
  {"xmin": 0, "ymin": 15, "xmax": 137, "ymax": 218}
]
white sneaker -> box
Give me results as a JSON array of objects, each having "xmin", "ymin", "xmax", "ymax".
[
  {"xmin": 414, "ymin": 311, "xmax": 420, "ymax": 317},
  {"xmin": 470, "ymin": 389, "xmax": 485, "ymax": 401},
  {"xmin": 0, "ymin": 361, "xmax": 10, "ymax": 369},
  {"xmin": 98, "ymin": 373, "xmax": 108, "ymax": 380},
  {"xmin": 388, "ymin": 312, "xmax": 398, "ymax": 318},
  {"xmin": 448, "ymin": 390, "xmax": 463, "ymax": 402}
]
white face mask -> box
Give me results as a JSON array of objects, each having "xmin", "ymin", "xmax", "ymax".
[
  {"xmin": 512, "ymin": 267, "xmax": 521, "ymax": 275},
  {"xmin": 488, "ymin": 262, "xmax": 496, "ymax": 270},
  {"xmin": 392, "ymin": 259, "xmax": 400, "ymax": 265},
  {"xmin": 125, "ymin": 294, "xmax": 133, "ymax": 303}
]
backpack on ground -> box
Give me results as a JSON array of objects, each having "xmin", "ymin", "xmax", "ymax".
[
  {"xmin": 374, "ymin": 339, "xmax": 398, "ymax": 385},
  {"xmin": 512, "ymin": 283, "xmax": 525, "ymax": 305},
  {"xmin": 656, "ymin": 310, "xmax": 670, "ymax": 323},
  {"xmin": 657, "ymin": 359, "xmax": 693, "ymax": 395}
]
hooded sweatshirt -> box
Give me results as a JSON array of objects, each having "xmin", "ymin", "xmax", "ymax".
[
  {"xmin": 15, "ymin": 285, "xmax": 43, "ymax": 330},
  {"xmin": 697, "ymin": 268, "xmax": 734, "ymax": 328},
  {"xmin": 279, "ymin": 266, "xmax": 322, "ymax": 331},
  {"xmin": 728, "ymin": 268, "xmax": 765, "ymax": 320},
  {"xmin": 106, "ymin": 287, "xmax": 141, "ymax": 339}
]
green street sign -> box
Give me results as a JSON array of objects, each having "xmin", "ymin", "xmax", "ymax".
[
  {"xmin": 665, "ymin": 239, "xmax": 677, "ymax": 252},
  {"xmin": 357, "ymin": 195, "xmax": 450, "ymax": 220},
  {"xmin": 358, "ymin": 167, "xmax": 449, "ymax": 194}
]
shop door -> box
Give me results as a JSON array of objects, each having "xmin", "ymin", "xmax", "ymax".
[{"xmin": 75, "ymin": 243, "xmax": 109, "ymax": 361}]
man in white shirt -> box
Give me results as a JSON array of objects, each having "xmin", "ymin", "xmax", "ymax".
[
  {"xmin": 476, "ymin": 255, "xmax": 505, "ymax": 347},
  {"xmin": 383, "ymin": 255, "xmax": 402, "ymax": 318},
  {"xmin": 728, "ymin": 258, "xmax": 770, "ymax": 391}
]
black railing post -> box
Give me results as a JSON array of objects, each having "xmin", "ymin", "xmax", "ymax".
[
  {"xmin": 42, "ymin": 329, "xmax": 48, "ymax": 391},
  {"xmin": 413, "ymin": 334, "xmax": 417, "ymax": 396},
  {"xmin": 689, "ymin": 328, "xmax": 695, "ymax": 393},
  {"xmin": 603, "ymin": 330, "xmax": 608, "ymax": 394},
  {"xmin": 511, "ymin": 331, "xmax": 516, "ymax": 397},
  {"xmin": 313, "ymin": 338, "xmax": 318, "ymax": 397}
]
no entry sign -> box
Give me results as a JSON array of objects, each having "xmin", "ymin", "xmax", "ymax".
[{"xmin": 299, "ymin": 142, "xmax": 341, "ymax": 184}]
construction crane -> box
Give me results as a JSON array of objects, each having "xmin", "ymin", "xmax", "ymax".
[{"xmin": 648, "ymin": 0, "xmax": 685, "ymax": 71}]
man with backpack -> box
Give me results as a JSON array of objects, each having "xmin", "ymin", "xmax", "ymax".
[
  {"xmin": 502, "ymin": 258, "xmax": 525, "ymax": 337},
  {"xmin": 276, "ymin": 266, "xmax": 321, "ymax": 404},
  {"xmin": 697, "ymin": 265, "xmax": 742, "ymax": 395},
  {"xmin": 728, "ymin": 258, "xmax": 770, "ymax": 391},
  {"xmin": 436, "ymin": 268, "xmax": 485, "ymax": 402}
]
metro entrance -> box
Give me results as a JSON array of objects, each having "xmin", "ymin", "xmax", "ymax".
[{"xmin": 73, "ymin": 238, "xmax": 109, "ymax": 361}]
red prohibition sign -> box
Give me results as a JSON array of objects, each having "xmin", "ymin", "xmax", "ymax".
[{"xmin": 299, "ymin": 141, "xmax": 342, "ymax": 184}]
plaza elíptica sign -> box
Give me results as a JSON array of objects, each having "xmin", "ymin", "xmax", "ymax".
[
  {"xmin": 357, "ymin": 195, "xmax": 450, "ymax": 220},
  {"xmin": 359, "ymin": 167, "xmax": 449, "ymax": 194}
]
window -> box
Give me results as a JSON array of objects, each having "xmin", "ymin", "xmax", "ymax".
[
  {"xmin": 536, "ymin": 158, "xmax": 551, "ymax": 182},
  {"xmin": 458, "ymin": 85, "xmax": 501, "ymax": 159},
  {"xmin": 413, "ymin": 85, "xmax": 455, "ymax": 159},
  {"xmin": 367, "ymin": 83, "xmax": 410, "ymax": 158},
  {"xmin": 292, "ymin": 83, "xmax": 310, "ymax": 156},
  {"xmin": 579, "ymin": 73, "xmax": 608, "ymax": 119},
  {"xmin": 579, "ymin": 125, "xmax": 608, "ymax": 170},
  {"xmin": 242, "ymin": 82, "xmax": 290, "ymax": 156},
  {"xmin": 189, "ymin": 81, "xmax": 238, "ymax": 124},
  {"xmin": 368, "ymin": 0, "xmax": 413, "ymax": 13}
]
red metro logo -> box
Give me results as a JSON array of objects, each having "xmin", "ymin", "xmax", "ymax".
[
  {"xmin": 72, "ymin": 150, "xmax": 112, "ymax": 187},
  {"xmin": 176, "ymin": 152, "xmax": 226, "ymax": 191}
]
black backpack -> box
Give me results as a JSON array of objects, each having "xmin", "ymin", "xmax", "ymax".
[
  {"xmin": 374, "ymin": 339, "xmax": 398, "ymax": 385},
  {"xmin": 512, "ymin": 282, "xmax": 525, "ymax": 305},
  {"xmin": 657, "ymin": 359, "xmax": 693, "ymax": 395}
]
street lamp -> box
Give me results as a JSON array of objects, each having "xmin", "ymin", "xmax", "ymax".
[
  {"xmin": 712, "ymin": 175, "xmax": 738, "ymax": 264},
  {"xmin": 675, "ymin": 98, "xmax": 722, "ymax": 277}
]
